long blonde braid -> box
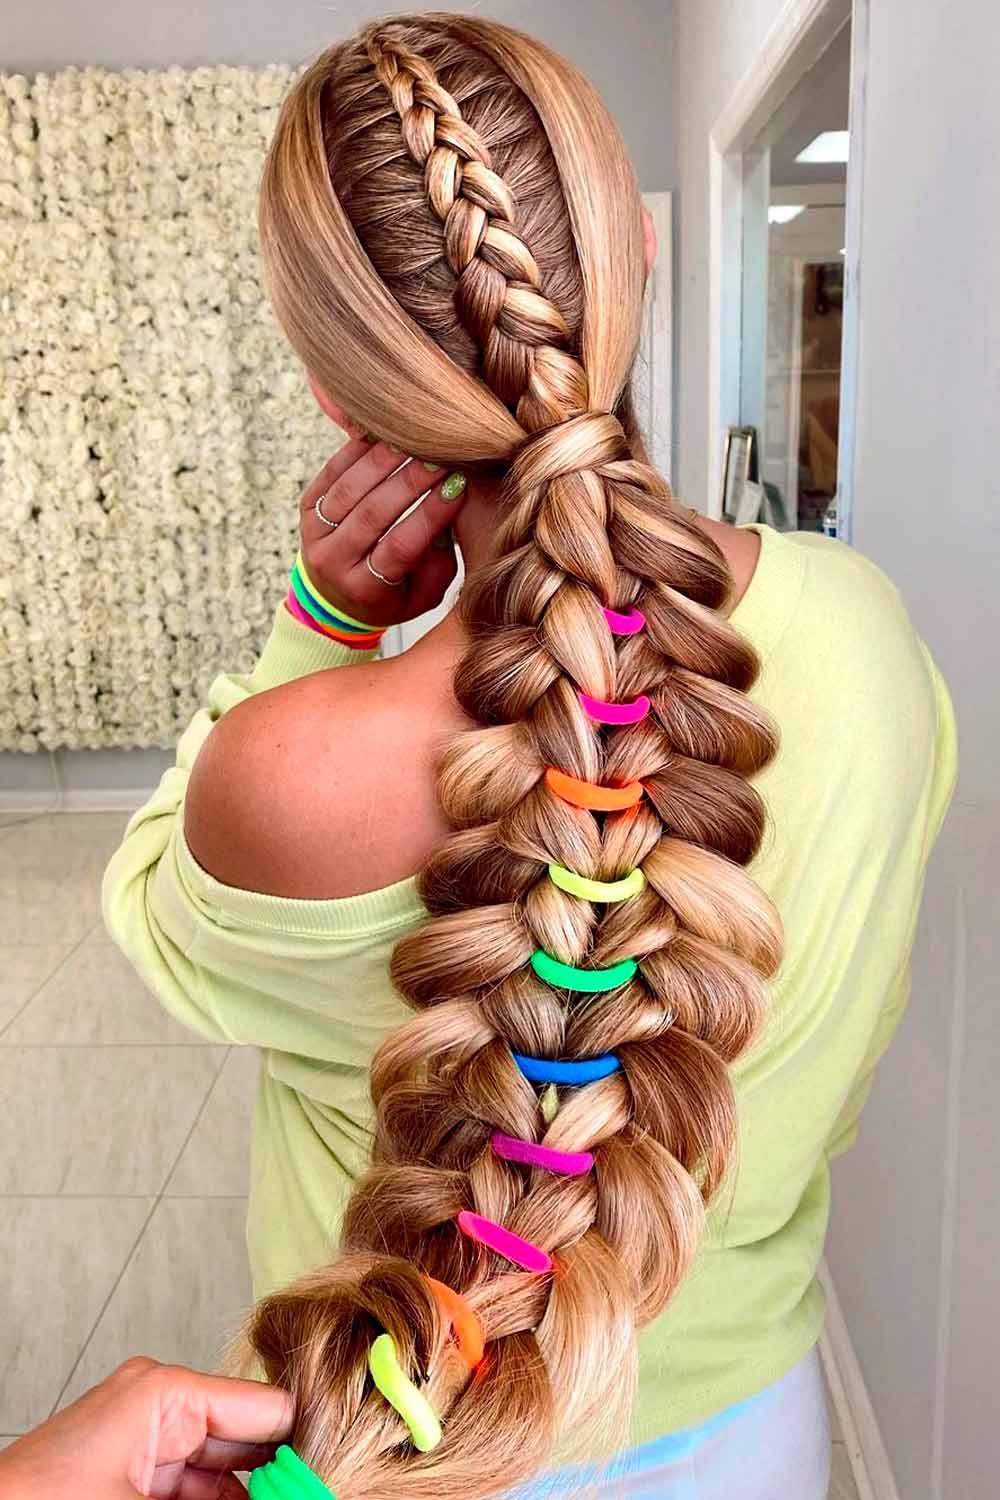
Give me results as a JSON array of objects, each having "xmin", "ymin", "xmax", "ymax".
[{"xmin": 248, "ymin": 15, "xmax": 783, "ymax": 1500}]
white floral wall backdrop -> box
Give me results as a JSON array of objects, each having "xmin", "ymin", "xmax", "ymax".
[{"xmin": 0, "ymin": 62, "xmax": 336, "ymax": 752}]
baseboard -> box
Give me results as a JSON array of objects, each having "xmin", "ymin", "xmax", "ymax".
[
  {"xmin": 818, "ymin": 1256, "xmax": 899, "ymax": 1500},
  {"xmin": 0, "ymin": 787, "xmax": 154, "ymax": 814}
]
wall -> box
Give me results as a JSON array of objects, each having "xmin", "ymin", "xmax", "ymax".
[
  {"xmin": 0, "ymin": 0, "xmax": 677, "ymax": 803},
  {"xmin": 824, "ymin": 3, "xmax": 998, "ymax": 1497},
  {"xmin": 674, "ymin": 3, "xmax": 997, "ymax": 1498},
  {"xmin": 2, "ymin": 0, "xmax": 676, "ymax": 192}
]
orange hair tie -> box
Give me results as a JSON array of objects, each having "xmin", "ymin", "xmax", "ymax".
[
  {"xmin": 544, "ymin": 766, "xmax": 644, "ymax": 812},
  {"xmin": 425, "ymin": 1276, "xmax": 485, "ymax": 1368}
]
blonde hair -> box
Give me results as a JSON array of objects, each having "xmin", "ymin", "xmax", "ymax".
[{"xmin": 248, "ymin": 12, "xmax": 783, "ymax": 1497}]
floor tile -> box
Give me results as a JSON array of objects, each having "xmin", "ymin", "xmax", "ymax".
[
  {"xmin": 0, "ymin": 813, "xmax": 129, "ymax": 944},
  {"xmin": 0, "ymin": 1195, "xmax": 153, "ymax": 1431},
  {"xmin": 0, "ymin": 1046, "xmax": 225, "ymax": 1195},
  {"xmin": 0, "ymin": 944, "xmax": 77, "ymax": 1034},
  {"xmin": 60, "ymin": 1197, "xmax": 253, "ymax": 1407},
  {"xmin": 2, "ymin": 930, "xmax": 200, "ymax": 1046},
  {"xmin": 166, "ymin": 1047, "xmax": 259, "ymax": 1197},
  {"xmin": 828, "ymin": 1441, "xmax": 860, "ymax": 1499}
]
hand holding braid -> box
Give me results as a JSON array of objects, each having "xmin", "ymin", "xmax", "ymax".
[{"xmin": 247, "ymin": 16, "xmax": 784, "ymax": 1500}]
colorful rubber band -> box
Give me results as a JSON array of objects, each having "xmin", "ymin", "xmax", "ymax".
[
  {"xmin": 425, "ymin": 1276, "xmax": 485, "ymax": 1368},
  {"xmin": 491, "ymin": 1131, "xmax": 594, "ymax": 1176},
  {"xmin": 603, "ymin": 605, "xmax": 646, "ymax": 635},
  {"xmin": 248, "ymin": 1445, "xmax": 336, "ymax": 1500},
  {"xmin": 547, "ymin": 863, "xmax": 646, "ymax": 903},
  {"xmin": 457, "ymin": 1210, "xmax": 552, "ymax": 1273},
  {"xmin": 544, "ymin": 767, "xmax": 645, "ymax": 811},
  {"xmin": 531, "ymin": 948, "xmax": 637, "ymax": 992},
  {"xmin": 285, "ymin": 589, "xmax": 384, "ymax": 648},
  {"xmin": 577, "ymin": 691, "xmax": 651, "ymax": 726},
  {"xmin": 367, "ymin": 1333, "xmax": 442, "ymax": 1453},
  {"xmin": 289, "ymin": 566, "xmax": 372, "ymax": 633},
  {"xmin": 295, "ymin": 551, "xmax": 381, "ymax": 630},
  {"xmin": 513, "ymin": 1051, "xmax": 622, "ymax": 1085}
]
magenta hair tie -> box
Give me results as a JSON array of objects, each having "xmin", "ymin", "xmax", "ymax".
[
  {"xmin": 491, "ymin": 1132, "xmax": 594, "ymax": 1177},
  {"xmin": 577, "ymin": 691, "xmax": 651, "ymax": 726},
  {"xmin": 603, "ymin": 605, "xmax": 646, "ymax": 636},
  {"xmin": 457, "ymin": 1210, "xmax": 552, "ymax": 1273}
]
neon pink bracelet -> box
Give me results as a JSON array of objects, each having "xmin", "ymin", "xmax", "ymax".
[
  {"xmin": 577, "ymin": 691, "xmax": 651, "ymax": 725},
  {"xmin": 603, "ymin": 605, "xmax": 646, "ymax": 635},
  {"xmin": 491, "ymin": 1132, "xmax": 594, "ymax": 1176},
  {"xmin": 457, "ymin": 1210, "xmax": 552, "ymax": 1273}
]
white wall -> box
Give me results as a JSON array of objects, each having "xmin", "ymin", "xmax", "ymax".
[
  {"xmin": 674, "ymin": 4, "xmax": 998, "ymax": 1498},
  {"xmin": 2, "ymin": 0, "xmax": 677, "ymax": 191},
  {"xmin": 824, "ymin": 3, "xmax": 998, "ymax": 1497}
]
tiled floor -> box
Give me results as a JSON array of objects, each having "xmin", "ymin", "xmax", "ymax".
[{"xmin": 0, "ymin": 810, "xmax": 861, "ymax": 1495}]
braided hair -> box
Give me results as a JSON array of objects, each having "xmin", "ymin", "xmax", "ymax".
[{"xmin": 249, "ymin": 14, "xmax": 783, "ymax": 1498}]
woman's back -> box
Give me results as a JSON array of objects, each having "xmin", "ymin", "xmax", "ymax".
[{"xmin": 104, "ymin": 517, "xmax": 957, "ymax": 1443}]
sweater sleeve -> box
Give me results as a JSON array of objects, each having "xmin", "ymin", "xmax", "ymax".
[
  {"xmin": 100, "ymin": 601, "xmax": 378, "ymax": 1042},
  {"xmin": 824, "ymin": 641, "xmax": 959, "ymax": 1161}
]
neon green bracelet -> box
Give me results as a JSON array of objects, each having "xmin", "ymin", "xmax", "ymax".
[
  {"xmin": 547, "ymin": 863, "xmax": 646, "ymax": 903},
  {"xmin": 368, "ymin": 1333, "xmax": 442, "ymax": 1452},
  {"xmin": 248, "ymin": 1445, "xmax": 336, "ymax": 1500},
  {"xmin": 294, "ymin": 550, "xmax": 379, "ymax": 631},
  {"xmin": 530, "ymin": 949, "xmax": 638, "ymax": 992}
]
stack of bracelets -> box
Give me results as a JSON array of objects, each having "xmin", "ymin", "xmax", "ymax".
[
  {"xmin": 253, "ymin": 572, "xmax": 667, "ymax": 1495},
  {"xmin": 286, "ymin": 550, "xmax": 386, "ymax": 650}
]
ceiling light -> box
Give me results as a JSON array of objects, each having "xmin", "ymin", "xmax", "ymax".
[
  {"xmin": 796, "ymin": 130, "xmax": 850, "ymax": 164},
  {"xmin": 768, "ymin": 205, "xmax": 806, "ymax": 224}
]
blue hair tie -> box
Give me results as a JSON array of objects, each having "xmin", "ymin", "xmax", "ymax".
[{"xmin": 512, "ymin": 1051, "xmax": 622, "ymax": 1085}]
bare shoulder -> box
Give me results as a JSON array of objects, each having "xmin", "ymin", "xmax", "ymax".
[{"xmin": 184, "ymin": 648, "xmax": 470, "ymax": 899}]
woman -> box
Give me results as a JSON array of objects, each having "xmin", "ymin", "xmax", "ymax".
[{"xmin": 102, "ymin": 13, "xmax": 957, "ymax": 1499}]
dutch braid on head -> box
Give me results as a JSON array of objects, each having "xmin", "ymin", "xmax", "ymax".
[{"xmin": 247, "ymin": 14, "xmax": 784, "ymax": 1500}]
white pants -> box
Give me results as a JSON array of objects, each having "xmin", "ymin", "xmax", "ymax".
[{"xmin": 512, "ymin": 1343, "xmax": 831, "ymax": 1499}]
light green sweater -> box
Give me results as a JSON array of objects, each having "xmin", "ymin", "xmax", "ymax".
[{"xmin": 101, "ymin": 522, "xmax": 958, "ymax": 1444}]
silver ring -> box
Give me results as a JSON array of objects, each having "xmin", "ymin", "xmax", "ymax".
[
  {"xmin": 365, "ymin": 553, "xmax": 405, "ymax": 588},
  {"xmin": 315, "ymin": 492, "xmax": 339, "ymax": 529}
]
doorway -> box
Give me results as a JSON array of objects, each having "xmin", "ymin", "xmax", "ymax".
[{"xmin": 708, "ymin": 0, "xmax": 867, "ymax": 542}]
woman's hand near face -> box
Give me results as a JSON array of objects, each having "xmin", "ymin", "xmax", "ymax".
[
  {"xmin": 298, "ymin": 435, "xmax": 471, "ymax": 628},
  {"xmin": 0, "ymin": 1357, "xmax": 292, "ymax": 1498}
]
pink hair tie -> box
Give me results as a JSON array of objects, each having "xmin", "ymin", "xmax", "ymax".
[
  {"xmin": 491, "ymin": 1132, "xmax": 594, "ymax": 1177},
  {"xmin": 457, "ymin": 1210, "xmax": 552, "ymax": 1273},
  {"xmin": 603, "ymin": 605, "xmax": 646, "ymax": 636},
  {"xmin": 577, "ymin": 691, "xmax": 651, "ymax": 725}
]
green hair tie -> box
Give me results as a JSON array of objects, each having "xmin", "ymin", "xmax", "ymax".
[
  {"xmin": 248, "ymin": 1445, "xmax": 335, "ymax": 1500},
  {"xmin": 530, "ymin": 949, "xmax": 638, "ymax": 992},
  {"xmin": 547, "ymin": 863, "xmax": 646, "ymax": 904}
]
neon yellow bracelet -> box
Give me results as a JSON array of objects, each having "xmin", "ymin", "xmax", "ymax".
[
  {"xmin": 368, "ymin": 1333, "xmax": 442, "ymax": 1452},
  {"xmin": 548, "ymin": 863, "xmax": 646, "ymax": 903},
  {"xmin": 294, "ymin": 550, "xmax": 379, "ymax": 631}
]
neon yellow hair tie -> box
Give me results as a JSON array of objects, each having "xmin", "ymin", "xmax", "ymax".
[
  {"xmin": 294, "ymin": 550, "xmax": 378, "ymax": 631},
  {"xmin": 368, "ymin": 1333, "xmax": 442, "ymax": 1452},
  {"xmin": 547, "ymin": 863, "xmax": 646, "ymax": 903}
]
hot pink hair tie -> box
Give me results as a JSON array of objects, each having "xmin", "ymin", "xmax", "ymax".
[
  {"xmin": 457, "ymin": 1210, "xmax": 552, "ymax": 1273},
  {"xmin": 491, "ymin": 1132, "xmax": 594, "ymax": 1177},
  {"xmin": 577, "ymin": 691, "xmax": 651, "ymax": 725},
  {"xmin": 603, "ymin": 605, "xmax": 646, "ymax": 635}
]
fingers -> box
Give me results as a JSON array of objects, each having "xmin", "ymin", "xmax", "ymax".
[
  {"xmin": 325, "ymin": 455, "xmax": 451, "ymax": 566},
  {"xmin": 182, "ymin": 1370, "xmax": 294, "ymax": 1447},
  {"xmin": 174, "ymin": 1468, "xmax": 249, "ymax": 1499},
  {"xmin": 402, "ymin": 530, "xmax": 461, "ymax": 618},
  {"xmin": 356, "ymin": 471, "xmax": 467, "ymax": 585}
]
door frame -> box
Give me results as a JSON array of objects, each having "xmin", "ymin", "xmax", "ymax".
[{"xmin": 706, "ymin": 0, "xmax": 868, "ymax": 539}]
